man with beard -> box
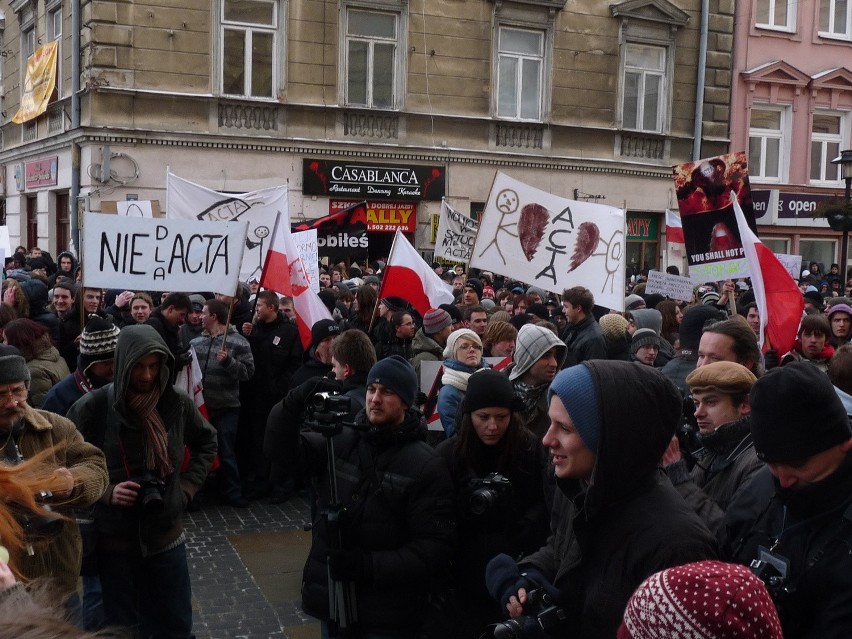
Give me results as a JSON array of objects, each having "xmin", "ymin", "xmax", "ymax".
[
  {"xmin": 506, "ymin": 324, "xmax": 567, "ymax": 437},
  {"xmin": 722, "ymin": 363, "xmax": 852, "ymax": 637},
  {"xmin": 68, "ymin": 325, "xmax": 216, "ymax": 638},
  {"xmin": 0, "ymin": 345, "xmax": 108, "ymax": 609},
  {"xmin": 296, "ymin": 355, "xmax": 456, "ymax": 638},
  {"xmin": 663, "ymin": 361, "xmax": 762, "ymax": 535}
]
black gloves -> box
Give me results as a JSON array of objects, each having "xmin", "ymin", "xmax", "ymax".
[
  {"xmin": 327, "ymin": 548, "xmax": 373, "ymax": 582},
  {"xmin": 175, "ymin": 348, "xmax": 193, "ymax": 368},
  {"xmin": 763, "ymin": 349, "xmax": 779, "ymax": 370},
  {"xmin": 485, "ymin": 553, "xmax": 530, "ymax": 607}
]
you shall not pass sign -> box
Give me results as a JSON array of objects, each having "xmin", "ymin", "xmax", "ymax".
[{"xmin": 82, "ymin": 213, "xmax": 248, "ymax": 295}]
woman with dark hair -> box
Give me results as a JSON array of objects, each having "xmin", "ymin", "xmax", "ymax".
[
  {"xmin": 3, "ymin": 319, "xmax": 70, "ymax": 408},
  {"xmin": 436, "ymin": 369, "xmax": 550, "ymax": 637},
  {"xmin": 657, "ymin": 299, "xmax": 683, "ymax": 348},
  {"xmin": 347, "ymin": 285, "xmax": 377, "ymax": 335}
]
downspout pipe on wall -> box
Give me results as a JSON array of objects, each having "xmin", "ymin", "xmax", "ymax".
[
  {"xmin": 70, "ymin": 0, "xmax": 81, "ymax": 253},
  {"xmin": 692, "ymin": 0, "xmax": 709, "ymax": 161}
]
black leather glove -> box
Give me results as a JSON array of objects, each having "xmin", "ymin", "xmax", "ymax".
[
  {"xmin": 327, "ymin": 548, "xmax": 373, "ymax": 582},
  {"xmin": 175, "ymin": 348, "xmax": 193, "ymax": 368},
  {"xmin": 763, "ymin": 348, "xmax": 779, "ymax": 370}
]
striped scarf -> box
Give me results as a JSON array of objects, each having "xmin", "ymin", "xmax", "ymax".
[{"xmin": 126, "ymin": 388, "xmax": 173, "ymax": 479}]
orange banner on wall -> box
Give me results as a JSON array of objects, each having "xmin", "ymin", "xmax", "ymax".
[{"xmin": 13, "ymin": 41, "xmax": 58, "ymax": 124}]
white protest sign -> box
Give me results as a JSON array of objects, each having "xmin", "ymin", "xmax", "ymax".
[
  {"xmin": 292, "ymin": 229, "xmax": 319, "ymax": 293},
  {"xmin": 471, "ymin": 172, "xmax": 626, "ymax": 310},
  {"xmin": 117, "ymin": 200, "xmax": 153, "ymax": 218},
  {"xmin": 0, "ymin": 227, "xmax": 10, "ymax": 258},
  {"xmin": 645, "ymin": 270, "xmax": 696, "ymax": 301},
  {"xmin": 82, "ymin": 212, "xmax": 248, "ymax": 295},
  {"xmin": 774, "ymin": 253, "xmax": 802, "ymax": 281},
  {"xmin": 167, "ymin": 172, "xmax": 287, "ymax": 284},
  {"xmin": 434, "ymin": 200, "xmax": 478, "ymax": 264}
]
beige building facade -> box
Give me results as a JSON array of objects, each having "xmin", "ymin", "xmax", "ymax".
[{"xmin": 1, "ymin": 0, "xmax": 733, "ymax": 274}]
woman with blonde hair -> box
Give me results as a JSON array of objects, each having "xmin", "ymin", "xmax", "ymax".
[
  {"xmin": 3, "ymin": 280, "xmax": 30, "ymax": 319},
  {"xmin": 483, "ymin": 321, "xmax": 517, "ymax": 358},
  {"xmin": 3, "ymin": 319, "xmax": 71, "ymax": 408}
]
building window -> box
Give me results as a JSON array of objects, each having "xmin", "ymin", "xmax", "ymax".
[
  {"xmin": 621, "ymin": 43, "xmax": 665, "ymax": 133},
  {"xmin": 220, "ymin": 0, "xmax": 278, "ymax": 98},
  {"xmin": 344, "ymin": 8, "xmax": 399, "ymax": 109},
  {"xmin": 47, "ymin": 2, "xmax": 62, "ymax": 97},
  {"xmin": 811, "ymin": 112, "xmax": 845, "ymax": 184},
  {"xmin": 756, "ymin": 0, "xmax": 796, "ymax": 31},
  {"xmin": 748, "ymin": 106, "xmax": 787, "ymax": 182},
  {"xmin": 819, "ymin": 0, "xmax": 852, "ymax": 38},
  {"xmin": 496, "ymin": 27, "xmax": 544, "ymax": 121}
]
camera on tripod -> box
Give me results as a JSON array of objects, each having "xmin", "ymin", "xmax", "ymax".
[{"xmin": 305, "ymin": 392, "xmax": 353, "ymax": 436}]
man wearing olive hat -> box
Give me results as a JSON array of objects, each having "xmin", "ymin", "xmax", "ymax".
[{"xmin": 722, "ymin": 362, "xmax": 852, "ymax": 636}]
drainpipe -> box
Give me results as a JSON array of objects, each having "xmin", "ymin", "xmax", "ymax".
[
  {"xmin": 692, "ymin": 0, "xmax": 709, "ymax": 160},
  {"xmin": 70, "ymin": 0, "xmax": 81, "ymax": 253}
]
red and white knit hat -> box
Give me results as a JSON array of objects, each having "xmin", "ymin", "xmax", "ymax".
[{"xmin": 618, "ymin": 560, "xmax": 783, "ymax": 639}]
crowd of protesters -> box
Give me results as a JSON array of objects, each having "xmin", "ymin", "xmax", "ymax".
[{"xmin": 0, "ymin": 244, "xmax": 851, "ymax": 638}]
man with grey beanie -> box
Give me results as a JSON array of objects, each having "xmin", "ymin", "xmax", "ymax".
[
  {"xmin": 0, "ymin": 344, "xmax": 108, "ymax": 606},
  {"xmin": 296, "ymin": 355, "xmax": 456, "ymax": 637},
  {"xmin": 505, "ymin": 324, "xmax": 567, "ymax": 437}
]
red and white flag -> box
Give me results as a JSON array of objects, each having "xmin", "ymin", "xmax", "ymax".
[
  {"xmin": 380, "ymin": 230, "xmax": 455, "ymax": 316},
  {"xmin": 259, "ymin": 214, "xmax": 333, "ymax": 349},
  {"xmin": 175, "ymin": 346, "xmax": 209, "ymax": 420},
  {"xmin": 732, "ymin": 193, "xmax": 803, "ymax": 354},
  {"xmin": 665, "ymin": 209, "xmax": 685, "ymax": 244}
]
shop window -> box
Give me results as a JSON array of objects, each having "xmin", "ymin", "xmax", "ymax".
[
  {"xmin": 496, "ymin": 26, "xmax": 544, "ymax": 121},
  {"xmin": 219, "ymin": 0, "xmax": 279, "ymax": 98},
  {"xmin": 756, "ymin": 0, "xmax": 796, "ymax": 31},
  {"xmin": 761, "ymin": 237, "xmax": 790, "ymax": 254},
  {"xmin": 626, "ymin": 240, "xmax": 659, "ymax": 275},
  {"xmin": 800, "ymin": 239, "xmax": 838, "ymax": 276},
  {"xmin": 748, "ymin": 106, "xmax": 788, "ymax": 182}
]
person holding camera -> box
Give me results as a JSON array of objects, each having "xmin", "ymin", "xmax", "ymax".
[
  {"xmin": 435, "ymin": 369, "xmax": 550, "ymax": 637},
  {"xmin": 68, "ymin": 325, "xmax": 217, "ymax": 638},
  {"xmin": 0, "ymin": 345, "xmax": 107, "ymax": 608},
  {"xmin": 297, "ymin": 355, "xmax": 456, "ymax": 638},
  {"xmin": 721, "ymin": 362, "xmax": 852, "ymax": 637},
  {"xmin": 487, "ymin": 361, "xmax": 716, "ymax": 638}
]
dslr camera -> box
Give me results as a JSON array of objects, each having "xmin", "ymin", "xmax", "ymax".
[
  {"xmin": 306, "ymin": 391, "xmax": 353, "ymax": 437},
  {"xmin": 133, "ymin": 472, "xmax": 167, "ymax": 514},
  {"xmin": 750, "ymin": 559, "xmax": 793, "ymax": 602},
  {"xmin": 468, "ymin": 473, "xmax": 512, "ymax": 516},
  {"xmin": 489, "ymin": 576, "xmax": 568, "ymax": 638}
]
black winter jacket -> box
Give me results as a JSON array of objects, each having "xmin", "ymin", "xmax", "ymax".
[
  {"xmin": 722, "ymin": 456, "xmax": 852, "ymax": 638},
  {"xmin": 519, "ymin": 361, "xmax": 717, "ymax": 637},
  {"xmin": 299, "ymin": 409, "xmax": 456, "ymax": 634},
  {"xmin": 560, "ymin": 315, "xmax": 607, "ymax": 367}
]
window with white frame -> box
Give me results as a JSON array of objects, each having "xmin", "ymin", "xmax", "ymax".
[
  {"xmin": 496, "ymin": 26, "xmax": 544, "ymax": 121},
  {"xmin": 819, "ymin": 0, "xmax": 852, "ymax": 38},
  {"xmin": 47, "ymin": 1, "xmax": 62, "ymax": 97},
  {"xmin": 748, "ymin": 106, "xmax": 787, "ymax": 181},
  {"xmin": 344, "ymin": 8, "xmax": 399, "ymax": 109},
  {"xmin": 811, "ymin": 112, "xmax": 846, "ymax": 184},
  {"xmin": 755, "ymin": 0, "xmax": 796, "ymax": 31},
  {"xmin": 621, "ymin": 43, "xmax": 666, "ymax": 133},
  {"xmin": 220, "ymin": 0, "xmax": 277, "ymax": 98}
]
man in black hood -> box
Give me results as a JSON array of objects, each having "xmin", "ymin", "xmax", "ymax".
[
  {"xmin": 68, "ymin": 325, "xmax": 217, "ymax": 638},
  {"xmin": 488, "ymin": 361, "xmax": 716, "ymax": 637}
]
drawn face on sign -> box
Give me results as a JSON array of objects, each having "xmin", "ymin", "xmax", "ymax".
[{"xmin": 496, "ymin": 189, "xmax": 520, "ymax": 215}]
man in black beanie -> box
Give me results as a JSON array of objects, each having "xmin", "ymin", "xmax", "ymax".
[
  {"xmin": 661, "ymin": 304, "xmax": 725, "ymax": 395},
  {"xmin": 296, "ymin": 355, "xmax": 456, "ymax": 638},
  {"xmin": 721, "ymin": 362, "xmax": 852, "ymax": 637}
]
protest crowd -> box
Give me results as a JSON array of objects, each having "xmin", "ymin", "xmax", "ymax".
[{"xmin": 1, "ymin": 235, "xmax": 852, "ymax": 639}]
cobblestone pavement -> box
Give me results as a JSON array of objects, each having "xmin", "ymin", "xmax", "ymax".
[{"xmin": 184, "ymin": 495, "xmax": 319, "ymax": 639}]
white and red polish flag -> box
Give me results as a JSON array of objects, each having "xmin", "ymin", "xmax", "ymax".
[
  {"xmin": 665, "ymin": 209, "xmax": 685, "ymax": 244},
  {"xmin": 379, "ymin": 230, "xmax": 455, "ymax": 316},
  {"xmin": 259, "ymin": 213, "xmax": 333, "ymax": 349},
  {"xmin": 732, "ymin": 192, "xmax": 803, "ymax": 355}
]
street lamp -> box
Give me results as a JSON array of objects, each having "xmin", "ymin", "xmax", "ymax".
[{"xmin": 830, "ymin": 150, "xmax": 852, "ymax": 285}]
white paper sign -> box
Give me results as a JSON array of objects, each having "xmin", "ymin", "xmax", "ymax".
[
  {"xmin": 434, "ymin": 200, "xmax": 478, "ymax": 264},
  {"xmin": 82, "ymin": 212, "xmax": 248, "ymax": 295},
  {"xmin": 0, "ymin": 227, "xmax": 10, "ymax": 258},
  {"xmin": 645, "ymin": 270, "xmax": 696, "ymax": 301},
  {"xmin": 117, "ymin": 200, "xmax": 153, "ymax": 218},
  {"xmin": 774, "ymin": 253, "xmax": 803, "ymax": 281},
  {"xmin": 292, "ymin": 229, "xmax": 319, "ymax": 293},
  {"xmin": 471, "ymin": 172, "xmax": 626, "ymax": 311}
]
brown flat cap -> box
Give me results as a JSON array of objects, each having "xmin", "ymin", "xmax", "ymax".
[{"xmin": 686, "ymin": 361, "xmax": 757, "ymax": 395}]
